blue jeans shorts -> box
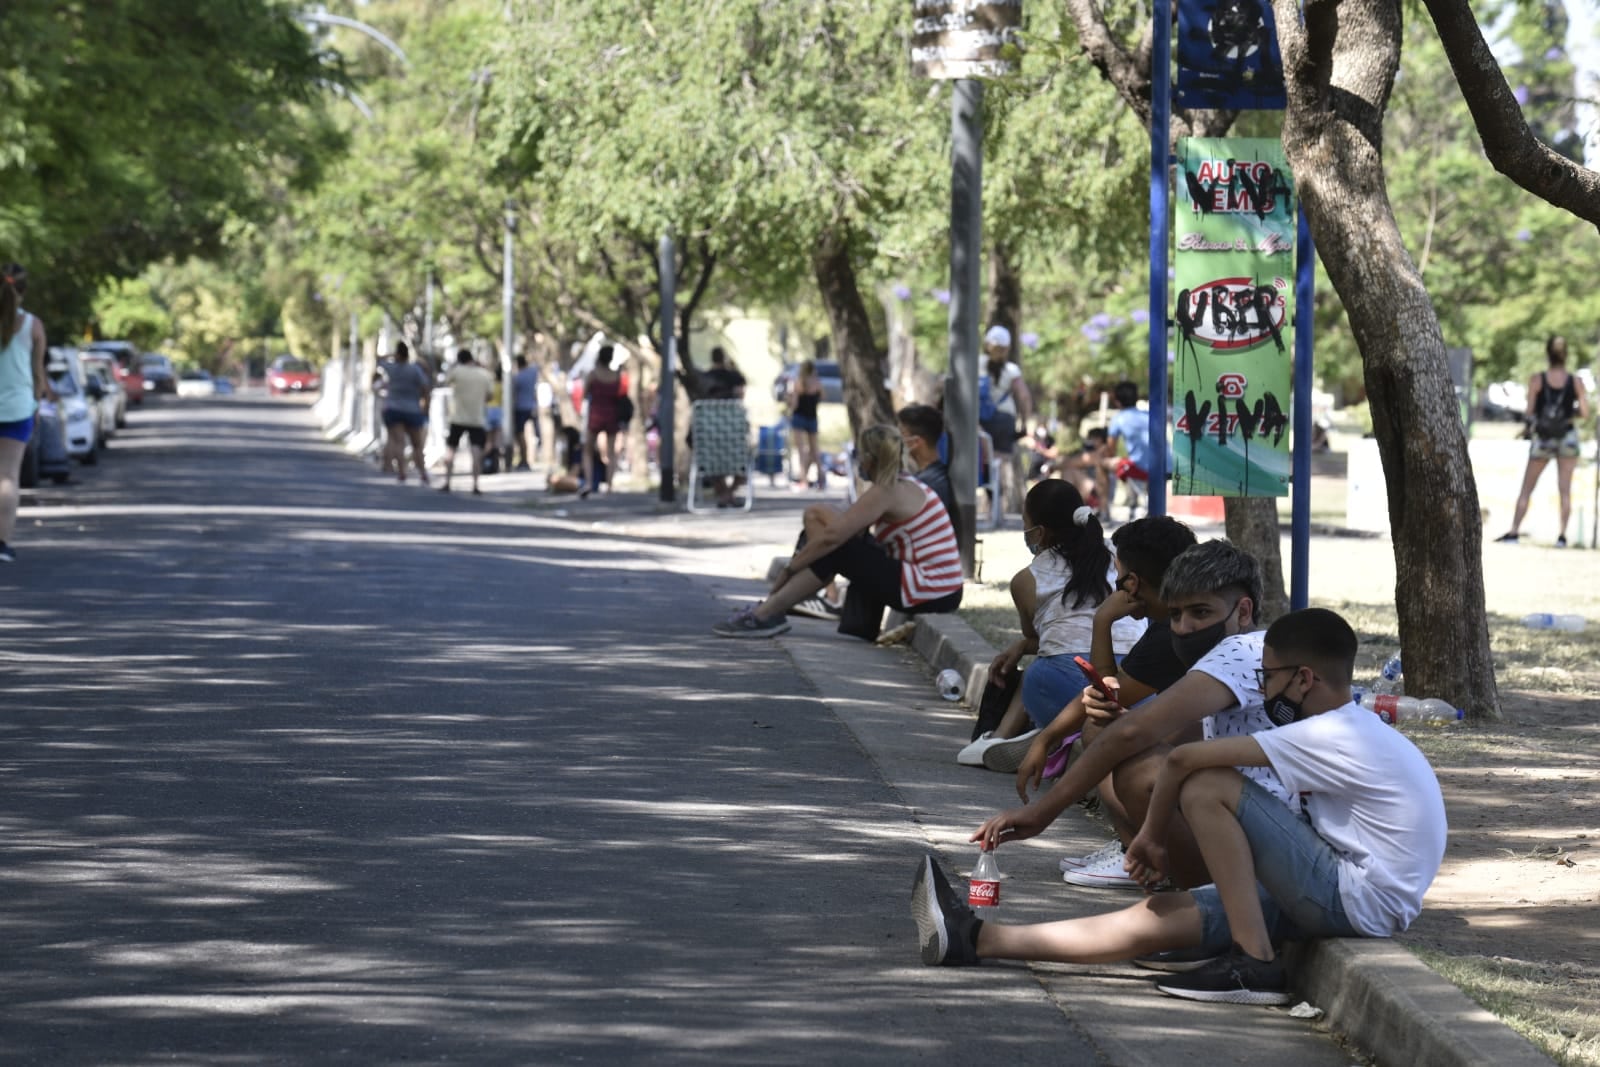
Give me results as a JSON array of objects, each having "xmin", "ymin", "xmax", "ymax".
[
  {"xmin": 1022, "ymin": 653, "xmax": 1120, "ymax": 728},
  {"xmin": 789, "ymin": 414, "xmax": 818, "ymax": 434},
  {"xmin": 0, "ymin": 416, "xmax": 32, "ymax": 443},
  {"xmin": 1189, "ymin": 777, "xmax": 1363, "ymax": 952},
  {"xmin": 383, "ymin": 409, "xmax": 427, "ymax": 431}
]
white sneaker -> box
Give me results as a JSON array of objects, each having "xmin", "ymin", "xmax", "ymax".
[
  {"xmin": 979, "ymin": 728, "xmax": 1041, "ymax": 772},
  {"xmin": 1061, "ymin": 843, "xmax": 1142, "ymax": 889},
  {"xmin": 957, "ymin": 732, "xmax": 1002, "ymax": 766},
  {"xmin": 1059, "ymin": 838, "xmax": 1125, "ymax": 873}
]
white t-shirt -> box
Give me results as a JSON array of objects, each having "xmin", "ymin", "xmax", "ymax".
[
  {"xmin": 1253, "ymin": 703, "xmax": 1447, "ymax": 937},
  {"xmin": 1030, "ymin": 551, "xmax": 1146, "ymax": 657},
  {"xmin": 988, "ymin": 362, "xmax": 1024, "ymax": 416},
  {"xmin": 1189, "ymin": 631, "xmax": 1293, "ymax": 806}
]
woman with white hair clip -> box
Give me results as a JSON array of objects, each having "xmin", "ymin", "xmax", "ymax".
[{"xmin": 714, "ymin": 424, "xmax": 964, "ymax": 638}]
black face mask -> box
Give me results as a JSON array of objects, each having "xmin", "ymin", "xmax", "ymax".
[
  {"xmin": 1171, "ymin": 619, "xmax": 1230, "ymax": 669},
  {"xmin": 1263, "ymin": 686, "xmax": 1303, "ymax": 727}
]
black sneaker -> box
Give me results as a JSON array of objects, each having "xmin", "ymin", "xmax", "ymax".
[
  {"xmin": 0, "ymin": 542, "xmax": 14, "ymax": 563},
  {"xmin": 1133, "ymin": 944, "xmax": 1223, "ymax": 973},
  {"xmin": 1154, "ymin": 943, "xmax": 1291, "ymax": 1005},
  {"xmin": 910, "ymin": 854, "xmax": 981, "ymax": 966},
  {"xmin": 711, "ymin": 609, "xmax": 791, "ymax": 639},
  {"xmin": 1495, "ymin": 532, "xmax": 1520, "ymax": 543},
  {"xmin": 788, "ymin": 596, "xmax": 841, "ymax": 621}
]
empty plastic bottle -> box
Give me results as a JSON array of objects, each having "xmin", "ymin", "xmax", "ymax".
[
  {"xmin": 1359, "ymin": 693, "xmax": 1463, "ymax": 724},
  {"xmin": 936, "ymin": 669, "xmax": 964, "ymax": 702},
  {"xmin": 1521, "ymin": 613, "xmax": 1587, "ymax": 632},
  {"xmin": 1380, "ymin": 652, "xmax": 1404, "ymax": 682}
]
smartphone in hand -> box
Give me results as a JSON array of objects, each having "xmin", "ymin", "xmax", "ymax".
[{"xmin": 1073, "ymin": 655, "xmax": 1121, "ymax": 707}]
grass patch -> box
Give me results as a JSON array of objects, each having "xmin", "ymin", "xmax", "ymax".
[{"xmin": 1409, "ymin": 946, "xmax": 1600, "ymax": 1067}]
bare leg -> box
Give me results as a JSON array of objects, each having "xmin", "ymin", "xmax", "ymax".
[
  {"xmin": 1177, "ymin": 767, "xmax": 1272, "ymax": 958},
  {"xmin": 1113, "ymin": 748, "xmax": 1211, "ymax": 889},
  {"xmin": 407, "ymin": 424, "xmax": 429, "ymax": 483},
  {"xmin": 0, "ymin": 437, "xmax": 25, "ymax": 544},
  {"xmin": 977, "ymin": 889, "xmax": 1205, "ymax": 963},
  {"xmin": 994, "ymin": 686, "xmax": 1031, "ymax": 739},
  {"xmin": 600, "ymin": 429, "xmax": 617, "ymax": 491},
  {"xmin": 753, "ymin": 569, "xmax": 828, "ymax": 620},
  {"xmin": 1556, "ymin": 455, "xmax": 1578, "ymax": 538},
  {"xmin": 580, "ymin": 428, "xmax": 595, "ymax": 496},
  {"xmin": 1506, "ymin": 456, "xmax": 1550, "ymax": 535},
  {"xmin": 469, "ymin": 442, "xmax": 484, "ymax": 493}
]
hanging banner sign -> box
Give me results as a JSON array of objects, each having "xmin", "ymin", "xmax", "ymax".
[
  {"xmin": 1171, "ymin": 137, "xmax": 1294, "ymax": 497},
  {"xmin": 911, "ymin": 0, "xmax": 1022, "ymax": 79},
  {"xmin": 1175, "ymin": 0, "xmax": 1285, "ymax": 109}
]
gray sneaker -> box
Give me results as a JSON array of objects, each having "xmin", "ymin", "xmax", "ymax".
[
  {"xmin": 712, "ymin": 609, "xmax": 791, "ymax": 639},
  {"xmin": 980, "ymin": 728, "xmax": 1042, "ymax": 772},
  {"xmin": 1134, "ymin": 944, "xmax": 1223, "ymax": 972},
  {"xmin": 911, "ymin": 854, "xmax": 981, "ymax": 966},
  {"xmin": 1155, "ymin": 943, "xmax": 1291, "ymax": 1005}
]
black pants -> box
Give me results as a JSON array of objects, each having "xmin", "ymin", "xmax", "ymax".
[{"xmin": 803, "ymin": 533, "xmax": 962, "ymax": 640}]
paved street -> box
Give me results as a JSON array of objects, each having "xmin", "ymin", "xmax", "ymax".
[{"xmin": 0, "ymin": 398, "xmax": 1352, "ymax": 1065}]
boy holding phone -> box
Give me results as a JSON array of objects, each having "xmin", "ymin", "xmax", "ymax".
[{"xmin": 912, "ymin": 608, "xmax": 1447, "ymax": 1007}]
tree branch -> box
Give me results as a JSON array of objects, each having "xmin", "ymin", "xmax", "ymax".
[{"xmin": 1423, "ymin": 0, "xmax": 1600, "ymax": 229}]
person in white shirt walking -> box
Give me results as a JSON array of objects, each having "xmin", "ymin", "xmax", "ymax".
[{"xmin": 440, "ymin": 350, "xmax": 495, "ymax": 496}]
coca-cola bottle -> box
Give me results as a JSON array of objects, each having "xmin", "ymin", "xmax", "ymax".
[
  {"xmin": 1360, "ymin": 693, "xmax": 1462, "ymax": 724},
  {"xmin": 968, "ymin": 844, "xmax": 1002, "ymax": 911}
]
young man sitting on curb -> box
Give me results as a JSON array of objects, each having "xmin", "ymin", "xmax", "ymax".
[
  {"xmin": 911, "ymin": 607, "xmax": 1448, "ymax": 1006},
  {"xmin": 978, "ymin": 540, "xmax": 1292, "ymax": 892}
]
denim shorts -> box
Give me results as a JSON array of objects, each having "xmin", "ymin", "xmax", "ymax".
[
  {"xmin": 789, "ymin": 414, "xmax": 818, "ymax": 434},
  {"xmin": 1189, "ymin": 777, "xmax": 1362, "ymax": 952},
  {"xmin": 383, "ymin": 409, "xmax": 427, "ymax": 431},
  {"xmin": 1022, "ymin": 653, "xmax": 1120, "ymax": 728},
  {"xmin": 0, "ymin": 416, "xmax": 32, "ymax": 443}
]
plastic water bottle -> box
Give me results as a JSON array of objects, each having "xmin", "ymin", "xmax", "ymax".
[
  {"xmin": 1521, "ymin": 613, "xmax": 1586, "ymax": 632},
  {"xmin": 1380, "ymin": 652, "xmax": 1404, "ymax": 682},
  {"xmin": 968, "ymin": 844, "xmax": 1002, "ymax": 911},
  {"xmin": 1360, "ymin": 693, "xmax": 1463, "ymax": 724},
  {"xmin": 1370, "ymin": 677, "xmax": 1402, "ymax": 697},
  {"xmin": 936, "ymin": 669, "xmax": 964, "ymax": 702}
]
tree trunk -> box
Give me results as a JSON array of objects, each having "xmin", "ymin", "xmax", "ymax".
[
  {"xmin": 813, "ymin": 227, "xmax": 894, "ymax": 439},
  {"xmin": 1225, "ymin": 498, "xmax": 1290, "ymax": 624},
  {"xmin": 1274, "ymin": 0, "xmax": 1500, "ymax": 719},
  {"xmin": 987, "ymin": 241, "xmax": 1022, "ymax": 361}
]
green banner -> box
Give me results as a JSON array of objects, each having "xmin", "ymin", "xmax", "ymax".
[{"xmin": 1171, "ymin": 137, "xmax": 1294, "ymax": 497}]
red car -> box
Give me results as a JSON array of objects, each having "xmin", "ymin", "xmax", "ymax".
[
  {"xmin": 85, "ymin": 340, "xmax": 145, "ymax": 406},
  {"xmin": 268, "ymin": 356, "xmax": 321, "ymax": 395}
]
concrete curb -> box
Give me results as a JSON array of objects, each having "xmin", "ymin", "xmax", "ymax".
[{"xmin": 901, "ymin": 609, "xmax": 1554, "ymax": 1067}]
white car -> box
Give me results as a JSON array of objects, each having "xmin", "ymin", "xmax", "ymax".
[
  {"xmin": 177, "ymin": 369, "xmax": 216, "ymax": 398},
  {"xmin": 45, "ymin": 349, "xmax": 100, "ymax": 465}
]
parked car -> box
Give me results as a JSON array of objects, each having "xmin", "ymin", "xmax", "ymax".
[
  {"xmin": 19, "ymin": 405, "xmax": 71, "ymax": 487},
  {"xmin": 177, "ymin": 369, "xmax": 216, "ymax": 398},
  {"xmin": 771, "ymin": 360, "xmax": 844, "ymax": 405},
  {"xmin": 45, "ymin": 350, "xmax": 100, "ymax": 465},
  {"xmin": 140, "ymin": 352, "xmax": 177, "ymax": 394},
  {"xmin": 85, "ymin": 340, "xmax": 145, "ymax": 406},
  {"xmin": 80, "ymin": 352, "xmax": 128, "ymax": 429},
  {"xmin": 213, "ymin": 377, "xmax": 236, "ymax": 395},
  {"xmin": 268, "ymin": 355, "xmax": 321, "ymax": 395}
]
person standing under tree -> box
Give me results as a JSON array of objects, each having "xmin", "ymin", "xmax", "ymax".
[
  {"xmin": 1498, "ymin": 335, "xmax": 1591, "ymax": 547},
  {"xmin": 440, "ymin": 350, "xmax": 495, "ymax": 496},
  {"xmin": 0, "ymin": 264, "xmax": 49, "ymax": 563},
  {"xmin": 787, "ymin": 360, "xmax": 825, "ymax": 490},
  {"xmin": 512, "ymin": 355, "xmax": 541, "ymax": 472}
]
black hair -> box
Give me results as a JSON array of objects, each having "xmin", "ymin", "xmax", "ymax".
[
  {"xmin": 393, "ymin": 341, "xmax": 410, "ymax": 362},
  {"xmin": 1110, "ymin": 515, "xmax": 1197, "ymax": 591},
  {"xmin": 1, "ymin": 263, "xmax": 27, "ymax": 346},
  {"xmin": 1264, "ymin": 608, "xmax": 1358, "ymax": 687},
  {"xmin": 710, "ymin": 346, "xmax": 727, "ymax": 366},
  {"xmin": 516, "ymin": 355, "xmax": 527, "ymax": 369},
  {"xmin": 598, "ymin": 344, "xmax": 616, "ymax": 370},
  {"xmin": 1547, "ymin": 335, "xmax": 1568, "ymax": 366},
  {"xmin": 1161, "ymin": 540, "xmax": 1263, "ymax": 625},
  {"xmin": 456, "ymin": 349, "xmax": 473, "ymax": 364},
  {"xmin": 1114, "ymin": 380, "xmax": 1140, "ymax": 409},
  {"xmin": 1024, "ymin": 480, "xmax": 1110, "ymax": 609},
  {"xmin": 896, "ymin": 403, "xmax": 944, "ymax": 444}
]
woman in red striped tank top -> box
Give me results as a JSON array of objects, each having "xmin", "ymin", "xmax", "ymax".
[{"xmin": 714, "ymin": 424, "xmax": 964, "ymax": 637}]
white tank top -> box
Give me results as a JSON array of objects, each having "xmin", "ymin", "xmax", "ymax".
[
  {"xmin": 0, "ymin": 312, "xmax": 36, "ymax": 423},
  {"xmin": 1030, "ymin": 549, "xmax": 1147, "ymax": 658}
]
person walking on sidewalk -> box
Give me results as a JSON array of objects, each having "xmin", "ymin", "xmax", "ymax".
[
  {"xmin": 440, "ymin": 349, "xmax": 494, "ymax": 496},
  {"xmin": 713, "ymin": 424, "xmax": 963, "ymax": 638},
  {"xmin": 512, "ymin": 355, "xmax": 541, "ymax": 471},
  {"xmin": 581, "ymin": 345, "xmax": 625, "ymax": 498},
  {"xmin": 913, "ymin": 607, "xmax": 1446, "ymax": 1008},
  {"xmin": 1498, "ymin": 334, "xmax": 1590, "ymax": 547},
  {"xmin": 378, "ymin": 342, "xmax": 432, "ymax": 485},
  {"xmin": 0, "ymin": 264, "xmax": 49, "ymax": 564},
  {"xmin": 787, "ymin": 359, "xmax": 825, "ymax": 490}
]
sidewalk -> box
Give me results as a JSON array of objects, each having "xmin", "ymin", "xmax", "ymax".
[{"xmin": 342, "ymin": 454, "xmax": 1553, "ymax": 1065}]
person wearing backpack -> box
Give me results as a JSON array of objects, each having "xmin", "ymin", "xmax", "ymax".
[{"xmin": 1497, "ymin": 335, "xmax": 1590, "ymax": 547}]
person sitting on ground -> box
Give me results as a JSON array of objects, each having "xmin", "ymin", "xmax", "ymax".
[
  {"xmin": 975, "ymin": 540, "xmax": 1293, "ymax": 892},
  {"xmin": 958, "ymin": 481, "xmax": 1146, "ymax": 769},
  {"xmin": 913, "ymin": 607, "xmax": 1447, "ymax": 1008},
  {"xmin": 713, "ymin": 424, "xmax": 963, "ymax": 638},
  {"xmin": 976, "ymin": 514, "xmax": 1197, "ymax": 786},
  {"xmin": 898, "ymin": 403, "xmax": 957, "ymax": 522},
  {"xmin": 441, "ymin": 349, "xmax": 495, "ymax": 496},
  {"xmin": 1060, "ymin": 426, "xmax": 1108, "ymax": 510},
  {"xmin": 1021, "ymin": 423, "xmax": 1063, "ymax": 482},
  {"xmin": 1098, "ymin": 381, "xmax": 1152, "ymax": 518}
]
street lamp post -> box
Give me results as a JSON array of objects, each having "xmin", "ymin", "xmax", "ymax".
[{"xmin": 502, "ymin": 200, "xmax": 517, "ymax": 469}]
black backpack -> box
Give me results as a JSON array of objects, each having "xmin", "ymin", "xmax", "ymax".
[{"xmin": 1533, "ymin": 373, "xmax": 1576, "ymax": 440}]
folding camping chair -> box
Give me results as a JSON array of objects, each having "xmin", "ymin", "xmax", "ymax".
[{"xmin": 687, "ymin": 398, "xmax": 755, "ymax": 513}]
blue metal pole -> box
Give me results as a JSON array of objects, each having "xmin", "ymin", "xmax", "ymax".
[
  {"xmin": 1290, "ymin": 205, "xmax": 1315, "ymax": 610},
  {"xmin": 1147, "ymin": 0, "xmax": 1173, "ymax": 517}
]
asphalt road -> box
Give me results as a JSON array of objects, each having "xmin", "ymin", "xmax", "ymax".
[{"xmin": 0, "ymin": 396, "xmax": 1353, "ymax": 1065}]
